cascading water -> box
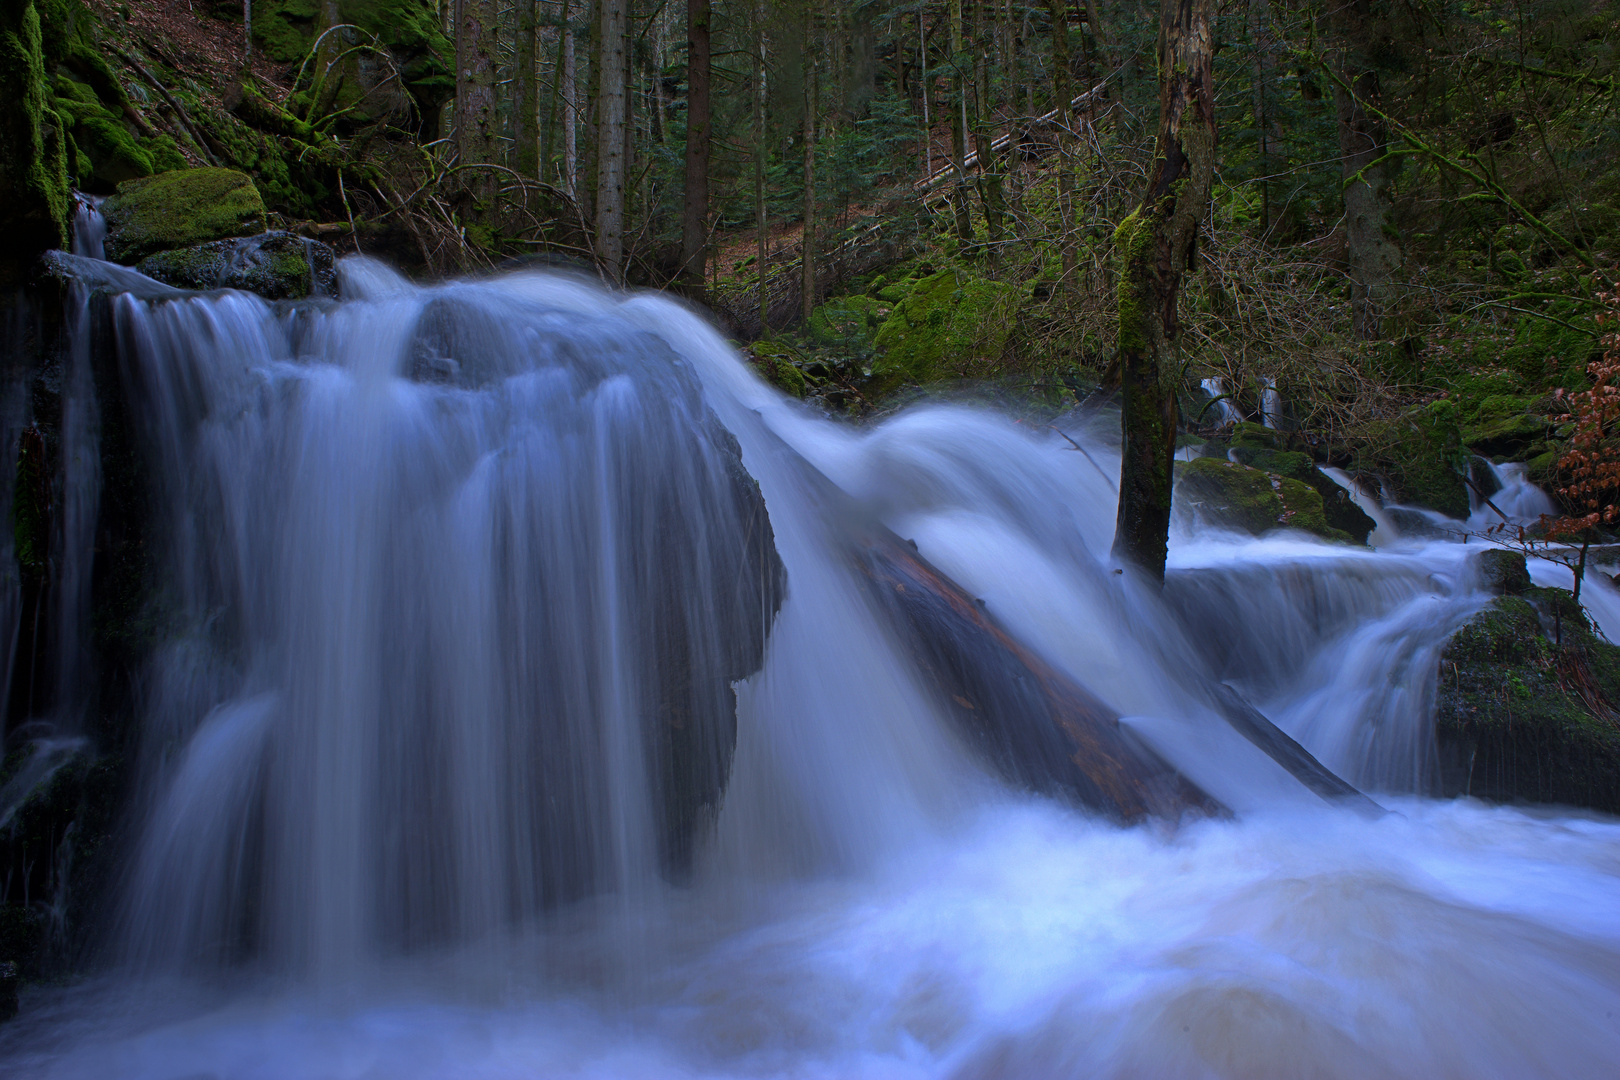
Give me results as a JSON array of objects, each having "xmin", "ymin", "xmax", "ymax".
[{"xmin": 1, "ymin": 258, "xmax": 1618, "ymax": 1078}]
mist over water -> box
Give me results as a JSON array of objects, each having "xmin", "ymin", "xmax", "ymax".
[{"xmin": 4, "ymin": 260, "xmax": 1619, "ymax": 1078}]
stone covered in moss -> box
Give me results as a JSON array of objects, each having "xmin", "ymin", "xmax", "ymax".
[
  {"xmin": 103, "ymin": 168, "xmax": 267, "ymax": 264},
  {"xmin": 0, "ymin": 0, "xmax": 71, "ymax": 285},
  {"xmin": 1435, "ymin": 586, "xmax": 1620, "ymax": 814},
  {"xmin": 1176, "ymin": 456, "xmax": 1354, "ymax": 543},
  {"xmin": 1475, "ymin": 548, "xmax": 1532, "ymax": 595},
  {"xmin": 137, "ymin": 231, "xmax": 338, "ymax": 300},
  {"xmin": 252, "ymin": 0, "xmax": 453, "ymax": 126},
  {"xmin": 1368, "ymin": 399, "xmax": 1471, "ymax": 519},
  {"xmin": 1230, "ymin": 446, "xmax": 1376, "ymax": 545},
  {"xmin": 1461, "ymin": 393, "xmax": 1551, "ymax": 459},
  {"xmin": 49, "ymin": 74, "xmax": 150, "ymax": 188},
  {"xmin": 869, "ymin": 269, "xmax": 1017, "ymax": 392}
]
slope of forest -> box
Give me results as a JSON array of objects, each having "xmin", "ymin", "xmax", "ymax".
[{"xmin": 3, "ymin": 0, "xmax": 1619, "ymax": 507}]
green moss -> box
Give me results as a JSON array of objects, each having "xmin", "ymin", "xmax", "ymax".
[
  {"xmin": 1435, "ymin": 588, "xmax": 1620, "ymax": 814},
  {"xmin": 102, "ymin": 167, "xmax": 267, "ymax": 264},
  {"xmin": 1113, "ymin": 208, "xmax": 1155, "ymax": 354},
  {"xmin": 868, "ymin": 269, "xmax": 1018, "ymax": 392},
  {"xmin": 253, "ymin": 0, "xmax": 453, "ymax": 120},
  {"xmin": 137, "ymin": 232, "xmax": 327, "ymax": 299},
  {"xmin": 1228, "ymin": 446, "xmax": 1375, "ymax": 544},
  {"xmin": 0, "ymin": 0, "xmax": 71, "ymax": 282},
  {"xmin": 1175, "ymin": 456, "xmax": 1354, "ymax": 543},
  {"xmin": 1363, "ymin": 399, "xmax": 1471, "ymax": 519},
  {"xmin": 748, "ymin": 339, "xmax": 810, "ymax": 397}
]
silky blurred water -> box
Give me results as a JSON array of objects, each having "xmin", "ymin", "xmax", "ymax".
[{"xmin": 2, "ymin": 259, "xmax": 1617, "ymax": 1078}]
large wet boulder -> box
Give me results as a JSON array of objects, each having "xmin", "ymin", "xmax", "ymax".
[
  {"xmin": 869, "ymin": 269, "xmax": 1018, "ymax": 392},
  {"xmin": 1462, "ymin": 394, "xmax": 1553, "ymax": 460},
  {"xmin": 1365, "ymin": 399, "xmax": 1472, "ymax": 519},
  {"xmin": 1176, "ymin": 457, "xmax": 1354, "ymax": 543},
  {"xmin": 102, "ymin": 168, "xmax": 267, "ymax": 264},
  {"xmin": 1435, "ymin": 581, "xmax": 1620, "ymax": 815},
  {"xmin": 137, "ymin": 231, "xmax": 338, "ymax": 300},
  {"xmin": 1228, "ymin": 445, "xmax": 1376, "ymax": 545}
]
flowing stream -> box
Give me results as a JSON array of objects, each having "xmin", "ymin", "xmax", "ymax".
[{"xmin": 2, "ymin": 256, "xmax": 1618, "ymax": 1078}]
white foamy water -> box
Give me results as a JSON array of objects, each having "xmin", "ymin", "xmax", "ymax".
[{"xmin": 3, "ymin": 261, "xmax": 1617, "ymax": 1078}]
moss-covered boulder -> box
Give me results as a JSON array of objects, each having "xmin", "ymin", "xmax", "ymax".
[
  {"xmin": 1228, "ymin": 446, "xmax": 1376, "ymax": 545},
  {"xmin": 252, "ymin": 0, "xmax": 453, "ymax": 130},
  {"xmin": 1475, "ymin": 548, "xmax": 1533, "ymax": 595},
  {"xmin": 103, "ymin": 168, "xmax": 267, "ymax": 264},
  {"xmin": 1366, "ymin": 399, "xmax": 1471, "ymax": 519},
  {"xmin": 1461, "ymin": 394, "xmax": 1552, "ymax": 459},
  {"xmin": 0, "ymin": 0, "xmax": 71, "ymax": 286},
  {"xmin": 869, "ymin": 269, "xmax": 1018, "ymax": 392},
  {"xmin": 1435, "ymin": 586, "xmax": 1620, "ymax": 814},
  {"xmin": 136, "ymin": 231, "xmax": 338, "ymax": 300},
  {"xmin": 1175, "ymin": 457, "xmax": 1354, "ymax": 543}
]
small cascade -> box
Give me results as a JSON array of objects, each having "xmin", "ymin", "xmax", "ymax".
[
  {"xmin": 1198, "ymin": 376, "xmax": 1243, "ymax": 426},
  {"xmin": 1258, "ymin": 375, "xmax": 1281, "ymax": 428},
  {"xmin": 70, "ymin": 194, "xmax": 105, "ymax": 261}
]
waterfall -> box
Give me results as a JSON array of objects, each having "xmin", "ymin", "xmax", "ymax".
[
  {"xmin": 2, "ymin": 260, "xmax": 1618, "ymax": 1079},
  {"xmin": 1198, "ymin": 376, "xmax": 1243, "ymax": 426}
]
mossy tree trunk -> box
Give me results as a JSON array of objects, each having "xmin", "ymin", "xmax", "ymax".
[
  {"xmin": 0, "ymin": 0, "xmax": 69, "ymax": 286},
  {"xmin": 800, "ymin": 11, "xmax": 817, "ymax": 323},
  {"xmin": 679, "ymin": 0, "xmax": 710, "ymax": 297},
  {"xmin": 594, "ymin": 0, "xmax": 627, "ymax": 280},
  {"xmin": 1111, "ymin": 0, "xmax": 1216, "ymax": 582},
  {"xmin": 454, "ymin": 0, "xmax": 499, "ymax": 220},
  {"xmin": 1327, "ymin": 0, "xmax": 1400, "ymax": 340},
  {"xmin": 514, "ymin": 0, "xmax": 539, "ymax": 178},
  {"xmin": 1044, "ymin": 0, "xmax": 1075, "ymax": 296}
]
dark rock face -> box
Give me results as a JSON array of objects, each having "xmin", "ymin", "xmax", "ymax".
[
  {"xmin": 1474, "ymin": 549, "xmax": 1532, "ymax": 596},
  {"xmin": 136, "ymin": 231, "xmax": 338, "ymax": 300},
  {"xmin": 101, "ymin": 168, "xmax": 267, "ymax": 265},
  {"xmin": 1435, "ymin": 586, "xmax": 1620, "ymax": 815}
]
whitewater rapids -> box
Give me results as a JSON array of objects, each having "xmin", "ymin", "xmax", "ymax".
[{"xmin": 1, "ymin": 260, "xmax": 1617, "ymax": 1078}]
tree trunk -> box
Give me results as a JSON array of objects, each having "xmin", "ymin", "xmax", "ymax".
[
  {"xmin": 594, "ymin": 0, "xmax": 628, "ymax": 279},
  {"xmin": 1328, "ymin": 0, "xmax": 1401, "ymax": 339},
  {"xmin": 801, "ymin": 13, "xmax": 818, "ymax": 324},
  {"xmin": 972, "ymin": 0, "xmax": 1003, "ymax": 258},
  {"xmin": 1111, "ymin": 0, "xmax": 1217, "ymax": 581},
  {"xmin": 947, "ymin": 0, "xmax": 973, "ymax": 242},
  {"xmin": 1045, "ymin": 0, "xmax": 1075, "ymax": 294},
  {"xmin": 454, "ymin": 0, "xmax": 500, "ymax": 216},
  {"xmin": 1250, "ymin": 0, "xmax": 1277, "ymax": 237},
  {"xmin": 754, "ymin": 0, "xmax": 769, "ymax": 333},
  {"xmin": 515, "ymin": 0, "xmax": 540, "ymax": 177},
  {"xmin": 680, "ymin": 0, "xmax": 711, "ymax": 295},
  {"xmin": 562, "ymin": 18, "xmax": 577, "ymax": 198}
]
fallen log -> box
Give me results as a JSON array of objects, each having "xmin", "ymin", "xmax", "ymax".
[{"xmin": 854, "ymin": 526, "xmax": 1226, "ymax": 822}]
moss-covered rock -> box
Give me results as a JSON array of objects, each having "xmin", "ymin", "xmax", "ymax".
[
  {"xmin": 137, "ymin": 231, "xmax": 338, "ymax": 300},
  {"xmin": 252, "ymin": 0, "xmax": 453, "ymax": 128},
  {"xmin": 49, "ymin": 74, "xmax": 151, "ymax": 188},
  {"xmin": 1461, "ymin": 393, "xmax": 1551, "ymax": 459},
  {"xmin": 0, "ymin": 0, "xmax": 71, "ymax": 285},
  {"xmin": 1367, "ymin": 399, "xmax": 1471, "ymax": 519},
  {"xmin": 1475, "ymin": 548, "xmax": 1532, "ymax": 595},
  {"xmin": 1229, "ymin": 446, "xmax": 1376, "ymax": 545},
  {"xmin": 748, "ymin": 339, "xmax": 810, "ymax": 397},
  {"xmin": 868, "ymin": 269, "xmax": 1018, "ymax": 392},
  {"xmin": 1176, "ymin": 456, "xmax": 1354, "ymax": 543},
  {"xmin": 1435, "ymin": 586, "xmax": 1620, "ymax": 814},
  {"xmin": 102, "ymin": 168, "xmax": 267, "ymax": 264}
]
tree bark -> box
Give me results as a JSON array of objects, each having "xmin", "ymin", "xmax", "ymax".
[
  {"xmin": 515, "ymin": 0, "xmax": 540, "ymax": 177},
  {"xmin": 754, "ymin": 0, "xmax": 769, "ymax": 333},
  {"xmin": 1045, "ymin": 0, "xmax": 1076, "ymax": 294},
  {"xmin": 1111, "ymin": 0, "xmax": 1217, "ymax": 581},
  {"xmin": 562, "ymin": 17, "xmax": 577, "ymax": 198},
  {"xmin": 947, "ymin": 0, "xmax": 973, "ymax": 241},
  {"xmin": 680, "ymin": 0, "xmax": 711, "ymax": 295},
  {"xmin": 594, "ymin": 0, "xmax": 628, "ymax": 279},
  {"xmin": 801, "ymin": 13, "xmax": 818, "ymax": 324},
  {"xmin": 1327, "ymin": 0, "xmax": 1401, "ymax": 339},
  {"xmin": 454, "ymin": 0, "xmax": 500, "ymax": 215}
]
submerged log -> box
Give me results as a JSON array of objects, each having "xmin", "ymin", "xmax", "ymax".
[{"xmin": 852, "ymin": 525, "xmax": 1225, "ymax": 823}]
